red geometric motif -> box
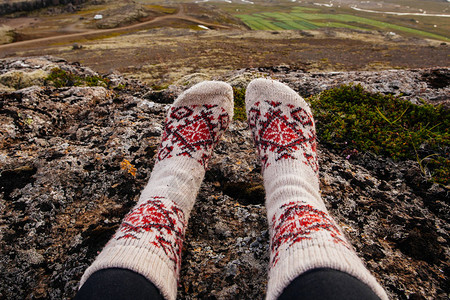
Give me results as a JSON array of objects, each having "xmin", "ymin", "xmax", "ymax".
[
  {"xmin": 248, "ymin": 100, "xmax": 318, "ymax": 173},
  {"xmin": 114, "ymin": 196, "xmax": 186, "ymax": 272},
  {"xmin": 270, "ymin": 201, "xmax": 348, "ymax": 267},
  {"xmin": 261, "ymin": 118, "xmax": 301, "ymax": 147},
  {"xmin": 156, "ymin": 104, "xmax": 230, "ymax": 167},
  {"xmin": 177, "ymin": 119, "xmax": 211, "ymax": 145}
]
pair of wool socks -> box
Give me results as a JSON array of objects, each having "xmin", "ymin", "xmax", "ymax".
[{"xmin": 79, "ymin": 80, "xmax": 388, "ymax": 300}]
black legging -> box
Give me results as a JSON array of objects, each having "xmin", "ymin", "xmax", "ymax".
[{"xmin": 75, "ymin": 267, "xmax": 380, "ymax": 300}]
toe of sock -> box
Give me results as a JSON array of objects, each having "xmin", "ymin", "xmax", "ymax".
[
  {"xmin": 173, "ymin": 81, "xmax": 233, "ymax": 110},
  {"xmin": 245, "ymin": 78, "xmax": 306, "ymax": 111}
]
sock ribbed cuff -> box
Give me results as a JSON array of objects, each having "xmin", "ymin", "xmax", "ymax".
[
  {"xmin": 80, "ymin": 245, "xmax": 178, "ymax": 300},
  {"xmin": 263, "ymin": 161, "xmax": 322, "ymax": 213},
  {"xmin": 140, "ymin": 157, "xmax": 205, "ymax": 215},
  {"xmin": 266, "ymin": 241, "xmax": 389, "ymax": 300},
  {"xmin": 264, "ymin": 167, "xmax": 389, "ymax": 300}
]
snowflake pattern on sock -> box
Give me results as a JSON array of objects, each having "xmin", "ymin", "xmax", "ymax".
[
  {"xmin": 157, "ymin": 104, "xmax": 230, "ymax": 168},
  {"xmin": 270, "ymin": 201, "xmax": 349, "ymax": 267},
  {"xmin": 248, "ymin": 100, "xmax": 318, "ymax": 173},
  {"xmin": 113, "ymin": 196, "xmax": 186, "ymax": 272}
]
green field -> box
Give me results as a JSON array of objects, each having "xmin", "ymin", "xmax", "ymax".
[{"xmin": 236, "ymin": 7, "xmax": 450, "ymax": 41}]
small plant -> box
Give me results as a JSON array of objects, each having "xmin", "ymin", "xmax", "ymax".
[
  {"xmin": 233, "ymin": 87, "xmax": 247, "ymax": 121},
  {"xmin": 114, "ymin": 83, "xmax": 127, "ymax": 91},
  {"xmin": 309, "ymin": 84, "xmax": 449, "ymax": 185},
  {"xmin": 46, "ymin": 68, "xmax": 110, "ymax": 88},
  {"xmin": 151, "ymin": 84, "xmax": 169, "ymax": 91}
]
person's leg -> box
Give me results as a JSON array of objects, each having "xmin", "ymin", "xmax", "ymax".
[
  {"xmin": 245, "ymin": 79, "xmax": 388, "ymax": 300},
  {"xmin": 77, "ymin": 81, "xmax": 234, "ymax": 300},
  {"xmin": 278, "ymin": 268, "xmax": 380, "ymax": 300},
  {"xmin": 75, "ymin": 268, "xmax": 163, "ymax": 300}
]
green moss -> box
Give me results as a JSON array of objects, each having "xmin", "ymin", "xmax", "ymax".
[
  {"xmin": 144, "ymin": 5, "xmax": 177, "ymax": 15},
  {"xmin": 114, "ymin": 83, "xmax": 127, "ymax": 91},
  {"xmin": 46, "ymin": 68, "xmax": 110, "ymax": 88},
  {"xmin": 151, "ymin": 84, "xmax": 169, "ymax": 91},
  {"xmin": 309, "ymin": 84, "xmax": 449, "ymax": 185},
  {"xmin": 233, "ymin": 87, "xmax": 247, "ymax": 121}
]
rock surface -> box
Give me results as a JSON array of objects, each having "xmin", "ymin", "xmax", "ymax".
[
  {"xmin": 0, "ymin": 56, "xmax": 448, "ymax": 299},
  {"xmin": 223, "ymin": 67, "xmax": 450, "ymax": 108}
]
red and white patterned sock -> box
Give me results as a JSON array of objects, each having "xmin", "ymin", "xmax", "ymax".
[
  {"xmin": 79, "ymin": 81, "xmax": 234, "ymax": 300},
  {"xmin": 245, "ymin": 78, "xmax": 388, "ymax": 300}
]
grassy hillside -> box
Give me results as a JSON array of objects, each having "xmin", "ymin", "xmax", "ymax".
[{"xmin": 234, "ymin": 6, "xmax": 449, "ymax": 41}]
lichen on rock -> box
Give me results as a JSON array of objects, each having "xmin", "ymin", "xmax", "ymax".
[{"xmin": 0, "ymin": 69, "xmax": 49, "ymax": 90}]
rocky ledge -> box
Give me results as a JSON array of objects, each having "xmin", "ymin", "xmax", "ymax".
[{"xmin": 0, "ymin": 56, "xmax": 448, "ymax": 299}]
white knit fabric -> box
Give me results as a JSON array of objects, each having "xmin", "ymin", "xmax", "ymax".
[
  {"xmin": 246, "ymin": 78, "xmax": 388, "ymax": 300},
  {"xmin": 79, "ymin": 81, "xmax": 234, "ymax": 300}
]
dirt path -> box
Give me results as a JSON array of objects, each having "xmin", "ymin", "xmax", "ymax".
[{"xmin": 0, "ymin": 4, "xmax": 231, "ymax": 53}]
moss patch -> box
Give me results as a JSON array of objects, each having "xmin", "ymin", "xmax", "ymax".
[
  {"xmin": 309, "ymin": 84, "xmax": 449, "ymax": 185},
  {"xmin": 233, "ymin": 87, "xmax": 246, "ymax": 121},
  {"xmin": 45, "ymin": 68, "xmax": 110, "ymax": 88}
]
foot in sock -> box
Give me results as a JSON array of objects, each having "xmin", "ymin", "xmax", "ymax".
[
  {"xmin": 245, "ymin": 78, "xmax": 388, "ymax": 300},
  {"xmin": 79, "ymin": 81, "xmax": 234, "ymax": 300}
]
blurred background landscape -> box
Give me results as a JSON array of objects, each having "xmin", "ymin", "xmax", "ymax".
[{"xmin": 1, "ymin": 0, "xmax": 449, "ymax": 84}]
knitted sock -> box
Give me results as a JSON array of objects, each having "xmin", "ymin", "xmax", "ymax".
[
  {"xmin": 79, "ymin": 81, "xmax": 234, "ymax": 300},
  {"xmin": 245, "ymin": 78, "xmax": 388, "ymax": 300}
]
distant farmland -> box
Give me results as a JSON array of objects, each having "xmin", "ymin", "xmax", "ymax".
[{"xmin": 236, "ymin": 7, "xmax": 450, "ymax": 41}]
